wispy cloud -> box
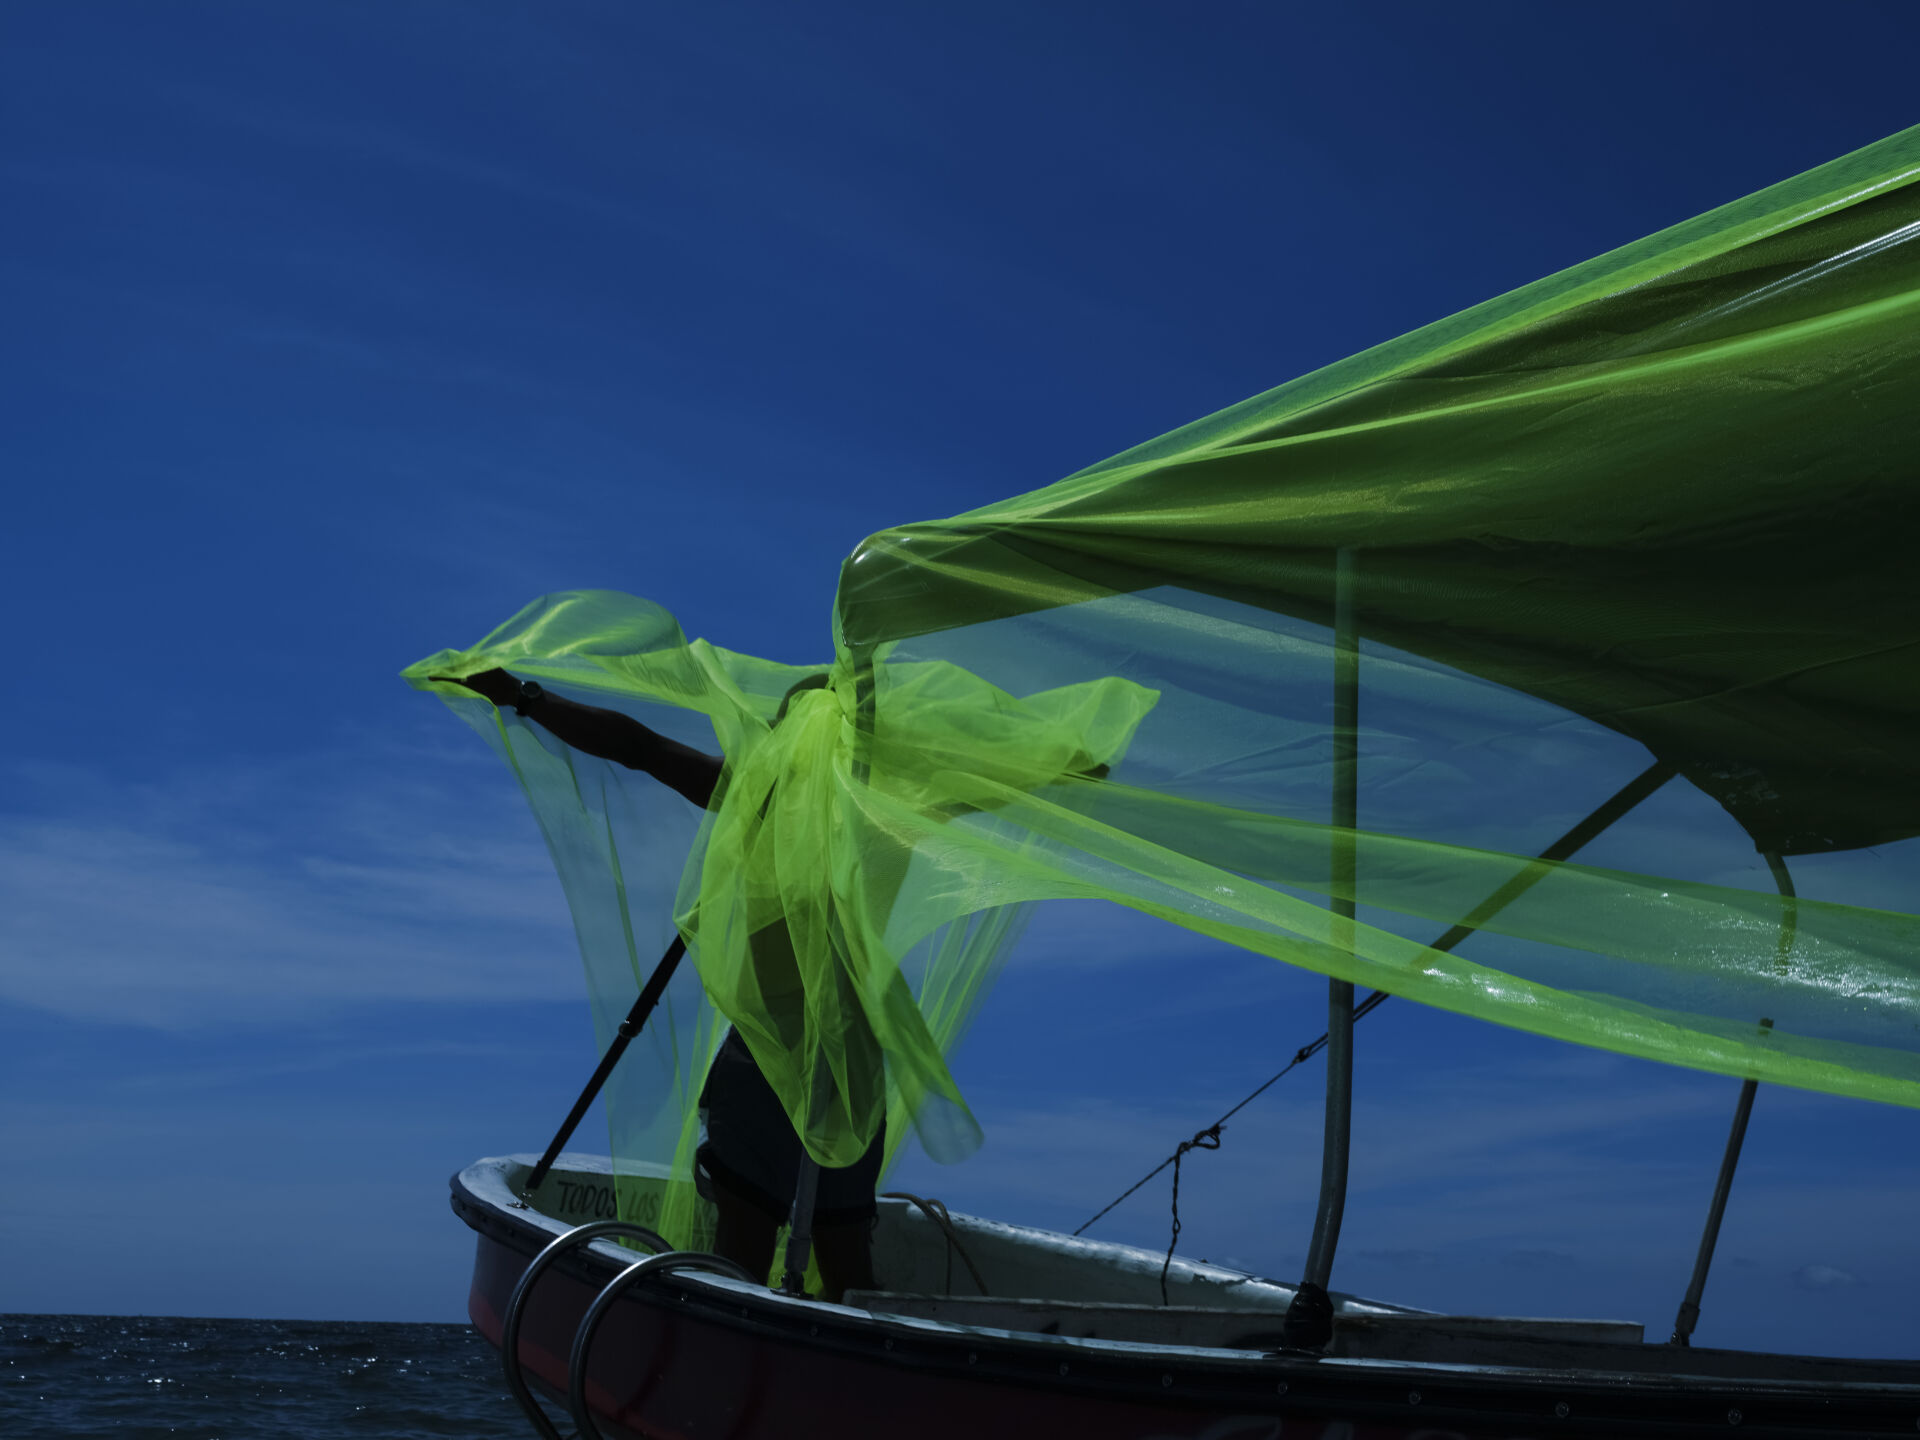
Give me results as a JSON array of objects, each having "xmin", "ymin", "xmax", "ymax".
[
  {"xmin": 0, "ymin": 740, "xmax": 596, "ymax": 1027},
  {"xmin": 1793, "ymin": 1264, "xmax": 1861, "ymax": 1290}
]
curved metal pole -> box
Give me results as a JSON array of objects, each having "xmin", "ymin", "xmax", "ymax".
[
  {"xmin": 1286, "ymin": 549, "xmax": 1358, "ymax": 1349},
  {"xmin": 1669, "ymin": 853, "xmax": 1794, "ymax": 1346},
  {"xmin": 569, "ymin": 1251, "xmax": 758, "ymax": 1440},
  {"xmin": 500, "ymin": 1220, "xmax": 670, "ymax": 1440},
  {"xmin": 1308, "ymin": 549, "xmax": 1359, "ymax": 1289}
]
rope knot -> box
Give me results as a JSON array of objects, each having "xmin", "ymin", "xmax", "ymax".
[
  {"xmin": 1178, "ymin": 1124, "xmax": 1223, "ymax": 1158},
  {"xmin": 1160, "ymin": 1122, "xmax": 1225, "ymax": 1304}
]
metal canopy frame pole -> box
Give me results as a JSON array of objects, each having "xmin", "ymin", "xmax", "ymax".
[
  {"xmin": 1670, "ymin": 852, "xmax": 1794, "ymax": 1346},
  {"xmin": 1308, "ymin": 547, "xmax": 1360, "ymax": 1288},
  {"xmin": 781, "ymin": 1155, "xmax": 823, "ymax": 1294},
  {"xmin": 1287, "ymin": 548, "xmax": 1359, "ymax": 1347},
  {"xmin": 1669, "ymin": 1071, "xmax": 1761, "ymax": 1346},
  {"xmin": 520, "ymin": 934, "xmax": 689, "ymax": 1201},
  {"xmin": 778, "ymin": 646, "xmax": 876, "ymax": 1296}
]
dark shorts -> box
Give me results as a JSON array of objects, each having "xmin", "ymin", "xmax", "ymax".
[{"xmin": 694, "ymin": 1029, "xmax": 886, "ymax": 1228}]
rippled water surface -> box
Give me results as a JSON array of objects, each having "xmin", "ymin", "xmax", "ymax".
[{"xmin": 2, "ymin": 1314, "xmax": 533, "ymax": 1439}]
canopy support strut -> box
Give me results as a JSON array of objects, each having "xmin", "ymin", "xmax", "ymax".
[
  {"xmin": 1077, "ymin": 756, "xmax": 1677, "ymax": 1243},
  {"xmin": 1286, "ymin": 549, "xmax": 1359, "ymax": 1348},
  {"xmin": 1669, "ymin": 1068, "xmax": 1761, "ymax": 1347},
  {"xmin": 775, "ymin": 650, "xmax": 872, "ymax": 1295},
  {"xmin": 520, "ymin": 934, "xmax": 688, "ymax": 1203},
  {"xmin": 781, "ymin": 1156, "xmax": 823, "ymax": 1294},
  {"xmin": 1669, "ymin": 853, "xmax": 1794, "ymax": 1346}
]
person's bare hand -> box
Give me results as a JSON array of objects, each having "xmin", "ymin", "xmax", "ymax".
[{"xmin": 432, "ymin": 667, "xmax": 520, "ymax": 708}]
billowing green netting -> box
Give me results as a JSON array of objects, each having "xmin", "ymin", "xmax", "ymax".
[{"xmin": 407, "ymin": 125, "xmax": 1920, "ymax": 1244}]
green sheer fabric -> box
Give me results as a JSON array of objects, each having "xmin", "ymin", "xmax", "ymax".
[
  {"xmin": 841, "ymin": 124, "xmax": 1920, "ymax": 857},
  {"xmin": 407, "ymin": 125, "xmax": 1920, "ymax": 1237},
  {"xmin": 408, "ymin": 596, "xmax": 1153, "ymax": 1179}
]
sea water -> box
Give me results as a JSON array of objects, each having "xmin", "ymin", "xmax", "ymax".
[{"xmin": 2, "ymin": 1314, "xmax": 534, "ymax": 1439}]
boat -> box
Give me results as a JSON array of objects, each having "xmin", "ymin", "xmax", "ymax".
[
  {"xmin": 452, "ymin": 1155, "xmax": 1920, "ymax": 1438},
  {"xmin": 416, "ymin": 123, "xmax": 1920, "ymax": 1438}
]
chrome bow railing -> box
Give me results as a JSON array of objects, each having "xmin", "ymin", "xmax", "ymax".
[
  {"xmin": 567, "ymin": 1248, "xmax": 757, "ymax": 1440},
  {"xmin": 501, "ymin": 1220, "xmax": 671, "ymax": 1440}
]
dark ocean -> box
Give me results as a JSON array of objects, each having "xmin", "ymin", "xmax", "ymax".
[{"xmin": 2, "ymin": 1315, "xmax": 539, "ymax": 1439}]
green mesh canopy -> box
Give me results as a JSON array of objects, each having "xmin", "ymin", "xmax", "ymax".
[
  {"xmin": 839, "ymin": 124, "xmax": 1920, "ymax": 858},
  {"xmin": 407, "ymin": 125, "xmax": 1920, "ymax": 1247}
]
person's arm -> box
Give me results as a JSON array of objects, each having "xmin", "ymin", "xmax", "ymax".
[{"xmin": 439, "ymin": 668, "xmax": 723, "ymax": 809}]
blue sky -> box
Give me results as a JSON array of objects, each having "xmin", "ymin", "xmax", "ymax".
[{"xmin": 5, "ymin": 1, "xmax": 1920, "ymax": 1357}]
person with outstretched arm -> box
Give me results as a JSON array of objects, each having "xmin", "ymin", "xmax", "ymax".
[{"xmin": 444, "ymin": 668, "xmax": 883, "ymax": 1304}]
